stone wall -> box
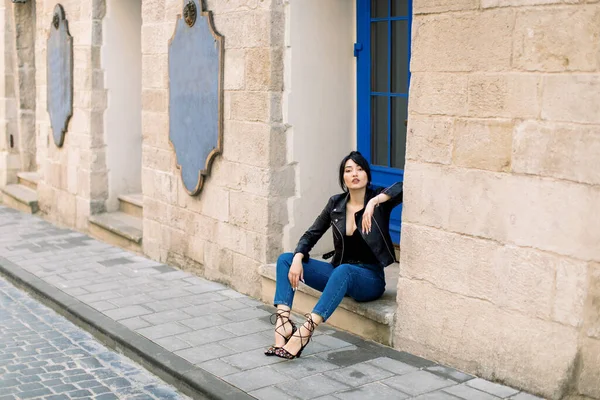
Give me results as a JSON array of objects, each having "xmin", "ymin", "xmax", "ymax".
[
  {"xmin": 35, "ymin": 0, "xmax": 107, "ymax": 229},
  {"xmin": 140, "ymin": 0, "xmax": 289, "ymax": 297},
  {"xmin": 398, "ymin": 2, "xmax": 600, "ymax": 399},
  {"xmin": 0, "ymin": 0, "xmax": 20, "ymax": 187}
]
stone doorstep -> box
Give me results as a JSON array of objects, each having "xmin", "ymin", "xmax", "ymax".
[
  {"xmin": 259, "ymin": 262, "xmax": 399, "ymax": 346},
  {"xmin": 16, "ymin": 171, "xmax": 41, "ymax": 191},
  {"xmin": 88, "ymin": 211, "xmax": 143, "ymax": 254},
  {"xmin": 118, "ymin": 193, "xmax": 143, "ymax": 219},
  {"xmin": 1, "ymin": 184, "xmax": 39, "ymax": 214}
]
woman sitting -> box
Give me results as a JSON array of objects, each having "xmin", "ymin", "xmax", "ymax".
[{"xmin": 265, "ymin": 151, "xmax": 403, "ymax": 359}]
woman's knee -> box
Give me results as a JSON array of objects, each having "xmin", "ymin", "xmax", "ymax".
[{"xmin": 276, "ymin": 252, "xmax": 294, "ymax": 271}]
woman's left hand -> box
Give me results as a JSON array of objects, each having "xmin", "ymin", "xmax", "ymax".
[{"xmin": 362, "ymin": 198, "xmax": 377, "ymax": 234}]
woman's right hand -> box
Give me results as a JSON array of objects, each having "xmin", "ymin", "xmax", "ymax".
[{"xmin": 289, "ymin": 253, "xmax": 304, "ymax": 290}]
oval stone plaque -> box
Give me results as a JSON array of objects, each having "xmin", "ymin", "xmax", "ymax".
[
  {"xmin": 47, "ymin": 4, "xmax": 73, "ymax": 148},
  {"xmin": 168, "ymin": 0, "xmax": 224, "ymax": 196}
]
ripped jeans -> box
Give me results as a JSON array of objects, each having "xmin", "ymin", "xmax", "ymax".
[{"xmin": 273, "ymin": 252, "xmax": 386, "ymax": 321}]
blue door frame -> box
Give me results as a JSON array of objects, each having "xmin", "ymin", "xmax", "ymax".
[{"xmin": 356, "ymin": 0, "xmax": 412, "ymax": 244}]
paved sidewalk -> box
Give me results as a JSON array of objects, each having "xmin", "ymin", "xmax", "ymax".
[
  {"xmin": 0, "ymin": 205, "xmax": 545, "ymax": 400},
  {"xmin": 0, "ymin": 276, "xmax": 190, "ymax": 400}
]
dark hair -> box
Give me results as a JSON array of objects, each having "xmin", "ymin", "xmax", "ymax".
[{"xmin": 338, "ymin": 151, "xmax": 371, "ymax": 192}]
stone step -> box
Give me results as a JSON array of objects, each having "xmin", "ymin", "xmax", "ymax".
[
  {"xmin": 17, "ymin": 171, "xmax": 40, "ymax": 191},
  {"xmin": 89, "ymin": 211, "xmax": 143, "ymax": 253},
  {"xmin": 118, "ymin": 193, "xmax": 143, "ymax": 218},
  {"xmin": 1, "ymin": 184, "xmax": 39, "ymax": 214},
  {"xmin": 259, "ymin": 261, "xmax": 399, "ymax": 346}
]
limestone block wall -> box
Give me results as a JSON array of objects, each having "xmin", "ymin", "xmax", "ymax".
[
  {"xmin": 141, "ymin": 0, "xmax": 289, "ymax": 297},
  {"xmin": 35, "ymin": 0, "xmax": 107, "ymax": 229},
  {"xmin": 0, "ymin": 0, "xmax": 20, "ymax": 187},
  {"xmin": 398, "ymin": 2, "xmax": 600, "ymax": 399}
]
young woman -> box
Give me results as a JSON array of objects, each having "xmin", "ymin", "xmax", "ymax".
[{"xmin": 265, "ymin": 151, "xmax": 403, "ymax": 359}]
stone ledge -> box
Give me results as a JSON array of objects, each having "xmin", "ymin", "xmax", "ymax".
[
  {"xmin": 1, "ymin": 184, "xmax": 39, "ymax": 214},
  {"xmin": 118, "ymin": 193, "xmax": 143, "ymax": 218},
  {"xmin": 89, "ymin": 211, "xmax": 143, "ymax": 244},
  {"xmin": 17, "ymin": 171, "xmax": 40, "ymax": 190},
  {"xmin": 259, "ymin": 262, "xmax": 399, "ymax": 345}
]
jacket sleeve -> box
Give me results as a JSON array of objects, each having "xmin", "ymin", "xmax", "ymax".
[
  {"xmin": 377, "ymin": 181, "xmax": 403, "ymax": 210},
  {"xmin": 293, "ymin": 196, "xmax": 334, "ymax": 262}
]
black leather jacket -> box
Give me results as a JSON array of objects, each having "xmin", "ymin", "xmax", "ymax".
[{"xmin": 294, "ymin": 182, "xmax": 403, "ymax": 269}]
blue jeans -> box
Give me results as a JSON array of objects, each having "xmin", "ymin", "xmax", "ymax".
[{"xmin": 273, "ymin": 252, "xmax": 386, "ymax": 321}]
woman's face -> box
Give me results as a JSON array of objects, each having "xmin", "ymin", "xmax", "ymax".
[{"xmin": 343, "ymin": 159, "xmax": 368, "ymax": 190}]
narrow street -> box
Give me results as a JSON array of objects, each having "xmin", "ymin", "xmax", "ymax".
[{"xmin": 0, "ymin": 276, "xmax": 189, "ymax": 400}]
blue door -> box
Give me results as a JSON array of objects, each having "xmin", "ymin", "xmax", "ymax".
[{"xmin": 356, "ymin": 0, "xmax": 412, "ymax": 244}]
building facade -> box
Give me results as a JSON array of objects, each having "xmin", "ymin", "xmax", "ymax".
[{"xmin": 0, "ymin": 0, "xmax": 598, "ymax": 399}]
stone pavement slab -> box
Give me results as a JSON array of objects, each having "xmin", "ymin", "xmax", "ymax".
[{"xmin": 0, "ymin": 206, "xmax": 547, "ymax": 400}]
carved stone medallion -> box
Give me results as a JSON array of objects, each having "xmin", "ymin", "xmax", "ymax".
[
  {"xmin": 183, "ymin": 1, "xmax": 197, "ymax": 27},
  {"xmin": 169, "ymin": 0, "xmax": 224, "ymax": 195},
  {"xmin": 47, "ymin": 4, "xmax": 73, "ymax": 148}
]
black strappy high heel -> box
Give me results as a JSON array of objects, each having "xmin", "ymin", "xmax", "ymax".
[
  {"xmin": 274, "ymin": 314, "xmax": 317, "ymax": 360},
  {"xmin": 264, "ymin": 309, "xmax": 297, "ymax": 356}
]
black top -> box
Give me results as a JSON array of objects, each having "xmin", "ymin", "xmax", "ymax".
[{"xmin": 341, "ymin": 229, "xmax": 378, "ymax": 265}]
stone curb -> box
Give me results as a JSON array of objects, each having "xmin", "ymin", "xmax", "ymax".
[{"xmin": 0, "ymin": 256, "xmax": 254, "ymax": 400}]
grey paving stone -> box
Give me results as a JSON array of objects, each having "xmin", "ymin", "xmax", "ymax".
[
  {"xmin": 147, "ymin": 289, "xmax": 192, "ymax": 301},
  {"xmin": 156, "ymin": 271, "xmax": 192, "ymax": 281},
  {"xmin": 427, "ymin": 365, "xmax": 474, "ymax": 383},
  {"xmin": 174, "ymin": 343, "xmax": 232, "ymax": 364},
  {"xmin": 220, "ymin": 349, "xmax": 287, "ymax": 370},
  {"xmin": 466, "ymin": 378, "xmax": 520, "ymax": 398},
  {"xmin": 180, "ymin": 302, "xmax": 231, "ymax": 317},
  {"xmin": 219, "ymin": 332, "xmax": 273, "ymax": 353},
  {"xmin": 197, "ymin": 359, "xmax": 241, "ymax": 378},
  {"xmin": 324, "ymin": 362, "xmax": 395, "ymax": 387},
  {"xmin": 99, "ymin": 258, "xmax": 134, "ymax": 267},
  {"xmin": 366, "ymin": 357, "xmax": 418, "ymax": 375},
  {"xmin": 104, "ymin": 305, "xmax": 153, "ymax": 321},
  {"xmin": 219, "ymin": 299, "xmax": 251, "ymax": 310},
  {"xmin": 136, "ymin": 323, "xmax": 191, "ymax": 340},
  {"xmin": 81, "ymin": 282, "xmax": 123, "ymax": 294},
  {"xmin": 179, "ymin": 314, "xmax": 231, "ymax": 330},
  {"xmin": 248, "ymin": 386, "xmax": 298, "ymax": 400},
  {"xmin": 140, "ymin": 310, "xmax": 192, "ymax": 325},
  {"xmin": 153, "ymin": 336, "xmax": 191, "ymax": 352},
  {"xmin": 311, "ymin": 335, "xmax": 352, "ymax": 351},
  {"xmin": 270, "ymin": 356, "xmax": 339, "ymax": 379},
  {"xmin": 107, "ymin": 294, "xmax": 154, "ymax": 308},
  {"xmin": 333, "ymin": 382, "xmax": 410, "ymax": 400},
  {"xmin": 88, "ymin": 301, "xmax": 117, "ymax": 312},
  {"xmin": 152, "ymin": 265, "xmax": 177, "ymax": 274},
  {"xmin": 182, "ymin": 277, "xmax": 227, "ymax": 290},
  {"xmin": 177, "ymin": 327, "xmax": 232, "ymax": 347},
  {"xmin": 412, "ymin": 390, "xmax": 463, "ymax": 400},
  {"xmin": 443, "ymin": 383, "xmax": 501, "ymax": 400},
  {"xmin": 510, "ymin": 393, "xmax": 545, "ymax": 400},
  {"xmin": 223, "ymin": 365, "xmax": 290, "ymax": 392},
  {"xmin": 78, "ymin": 291, "xmax": 122, "ymax": 303},
  {"xmin": 180, "ymin": 292, "xmax": 230, "ymax": 306},
  {"xmin": 315, "ymin": 345, "xmax": 380, "ymax": 367},
  {"xmin": 119, "ymin": 317, "xmax": 152, "ymax": 330},
  {"xmin": 277, "ymin": 373, "xmax": 350, "ymax": 400},
  {"xmin": 382, "ymin": 371, "xmax": 455, "ymax": 396},
  {"xmin": 220, "ymin": 318, "xmax": 272, "ymax": 335}
]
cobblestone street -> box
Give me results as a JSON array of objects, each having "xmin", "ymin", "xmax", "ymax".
[{"xmin": 0, "ymin": 276, "xmax": 189, "ymax": 400}]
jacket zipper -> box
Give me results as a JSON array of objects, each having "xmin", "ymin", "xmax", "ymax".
[
  {"xmin": 331, "ymin": 222, "xmax": 345, "ymax": 264},
  {"xmin": 373, "ymin": 218, "xmax": 395, "ymax": 261}
]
